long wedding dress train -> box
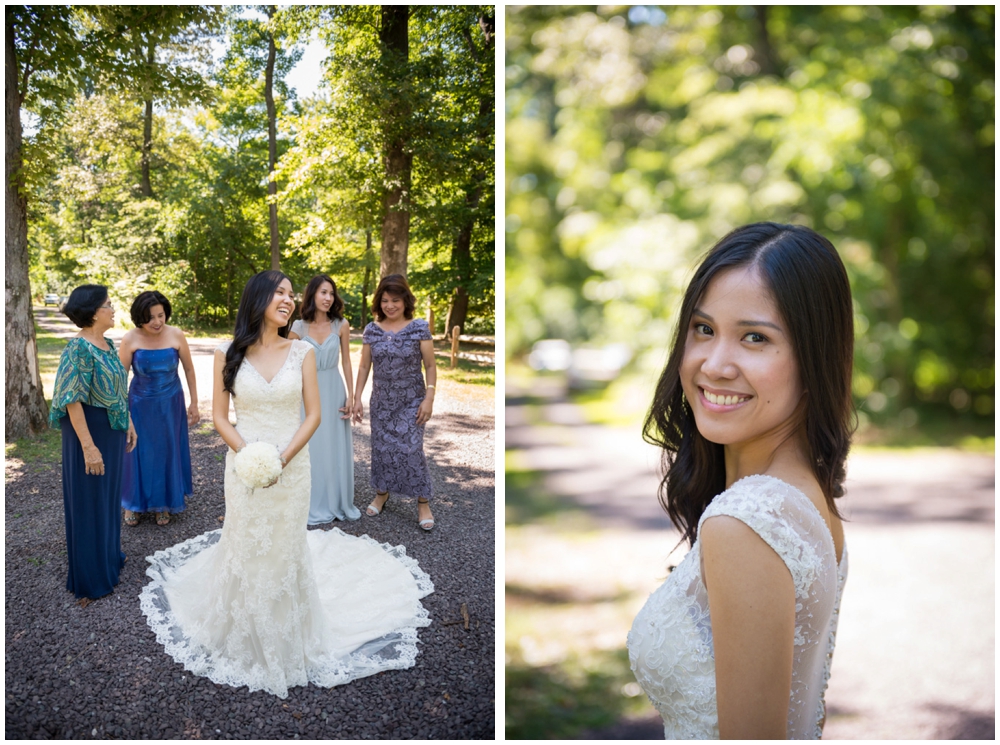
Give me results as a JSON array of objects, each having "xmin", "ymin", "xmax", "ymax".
[{"xmin": 139, "ymin": 340, "xmax": 433, "ymax": 698}]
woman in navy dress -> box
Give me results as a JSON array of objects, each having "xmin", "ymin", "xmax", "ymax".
[
  {"xmin": 353, "ymin": 274, "xmax": 437, "ymax": 531},
  {"xmin": 119, "ymin": 291, "xmax": 199, "ymax": 526},
  {"xmin": 49, "ymin": 285, "xmax": 137, "ymax": 605}
]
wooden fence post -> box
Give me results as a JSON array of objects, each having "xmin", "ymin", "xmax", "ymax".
[{"xmin": 450, "ymin": 325, "xmax": 461, "ymax": 369}]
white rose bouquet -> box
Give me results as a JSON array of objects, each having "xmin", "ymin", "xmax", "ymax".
[{"xmin": 233, "ymin": 442, "xmax": 283, "ymax": 489}]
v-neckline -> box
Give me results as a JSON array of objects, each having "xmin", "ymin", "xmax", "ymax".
[
  {"xmin": 304, "ymin": 321, "xmax": 336, "ymax": 346},
  {"xmin": 376, "ymin": 319, "xmax": 416, "ymax": 336},
  {"xmin": 243, "ymin": 344, "xmax": 294, "ymax": 385}
]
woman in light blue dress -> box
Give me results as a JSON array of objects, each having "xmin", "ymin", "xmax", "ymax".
[{"xmin": 289, "ymin": 274, "xmax": 359, "ymax": 523}]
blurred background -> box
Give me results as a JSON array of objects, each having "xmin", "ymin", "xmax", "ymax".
[{"xmin": 504, "ymin": 5, "xmax": 994, "ymax": 739}]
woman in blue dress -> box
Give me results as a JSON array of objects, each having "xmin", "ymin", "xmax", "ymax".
[
  {"xmin": 352, "ymin": 274, "xmax": 437, "ymax": 531},
  {"xmin": 119, "ymin": 291, "xmax": 199, "ymax": 527},
  {"xmin": 50, "ymin": 285, "xmax": 137, "ymax": 605},
  {"xmin": 289, "ymin": 274, "xmax": 359, "ymax": 523}
]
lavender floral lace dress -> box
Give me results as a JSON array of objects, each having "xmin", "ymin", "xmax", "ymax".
[{"xmin": 363, "ymin": 319, "xmax": 434, "ymax": 499}]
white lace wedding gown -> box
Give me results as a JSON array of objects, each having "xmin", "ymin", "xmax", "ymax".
[
  {"xmin": 628, "ymin": 474, "xmax": 847, "ymax": 739},
  {"xmin": 139, "ymin": 340, "xmax": 433, "ymax": 698}
]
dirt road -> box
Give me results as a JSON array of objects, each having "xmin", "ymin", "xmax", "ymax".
[{"xmin": 506, "ymin": 381, "xmax": 994, "ymax": 739}]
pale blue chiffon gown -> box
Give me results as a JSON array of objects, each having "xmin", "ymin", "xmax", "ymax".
[{"xmin": 291, "ymin": 319, "xmax": 359, "ymax": 523}]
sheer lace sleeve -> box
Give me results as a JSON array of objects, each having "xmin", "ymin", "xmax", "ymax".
[
  {"xmin": 289, "ymin": 339, "xmax": 313, "ymax": 367},
  {"xmin": 699, "ymin": 474, "xmax": 842, "ymax": 737},
  {"xmin": 699, "ymin": 475, "xmax": 830, "ymax": 599}
]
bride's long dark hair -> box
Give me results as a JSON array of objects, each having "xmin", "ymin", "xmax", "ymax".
[
  {"xmin": 643, "ymin": 222, "xmax": 855, "ymax": 546},
  {"xmin": 223, "ymin": 270, "xmax": 292, "ymax": 395}
]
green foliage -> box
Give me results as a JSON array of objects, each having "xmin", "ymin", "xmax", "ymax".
[
  {"xmin": 23, "ymin": 6, "xmax": 495, "ymax": 332},
  {"xmin": 505, "ymin": 649, "xmax": 645, "ymax": 739},
  {"xmin": 277, "ymin": 6, "xmax": 495, "ymax": 329},
  {"xmin": 506, "ymin": 5, "xmax": 993, "ymax": 423}
]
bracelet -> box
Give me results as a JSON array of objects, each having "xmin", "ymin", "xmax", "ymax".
[
  {"xmin": 426, "ymin": 384, "xmax": 435, "ymax": 390},
  {"xmin": 279, "ymin": 455, "xmax": 287, "ymax": 466}
]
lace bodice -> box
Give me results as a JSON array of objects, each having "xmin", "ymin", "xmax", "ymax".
[
  {"xmin": 221, "ymin": 339, "xmax": 312, "ymax": 451},
  {"xmin": 627, "ymin": 475, "xmax": 848, "ymax": 739}
]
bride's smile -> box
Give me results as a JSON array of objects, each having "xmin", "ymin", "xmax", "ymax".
[
  {"xmin": 679, "ymin": 266, "xmax": 804, "ymax": 454},
  {"xmin": 265, "ymin": 279, "xmax": 296, "ymax": 327}
]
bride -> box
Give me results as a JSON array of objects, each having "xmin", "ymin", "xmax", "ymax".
[
  {"xmin": 629, "ymin": 223, "xmax": 851, "ymax": 738},
  {"xmin": 140, "ymin": 270, "xmax": 433, "ymax": 698}
]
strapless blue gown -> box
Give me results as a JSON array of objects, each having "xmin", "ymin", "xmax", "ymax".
[{"xmin": 121, "ymin": 348, "xmax": 193, "ymax": 513}]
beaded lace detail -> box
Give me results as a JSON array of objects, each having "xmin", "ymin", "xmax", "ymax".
[
  {"xmin": 627, "ymin": 474, "xmax": 847, "ymax": 739},
  {"xmin": 139, "ymin": 340, "xmax": 433, "ymax": 698}
]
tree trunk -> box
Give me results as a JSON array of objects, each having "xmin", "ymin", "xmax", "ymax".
[
  {"xmin": 140, "ymin": 42, "xmax": 155, "ymax": 197},
  {"xmin": 361, "ymin": 229, "xmax": 373, "ymax": 329},
  {"xmin": 378, "ymin": 4, "xmax": 411, "ymax": 279},
  {"xmin": 5, "ymin": 26, "xmax": 50, "ymax": 439},
  {"xmin": 753, "ymin": 6, "xmax": 782, "ymax": 78},
  {"xmin": 444, "ymin": 219, "xmax": 474, "ymax": 335},
  {"xmin": 265, "ymin": 5, "xmax": 280, "ymax": 270},
  {"xmin": 226, "ymin": 245, "xmax": 233, "ymax": 323},
  {"xmin": 444, "ymin": 11, "xmax": 494, "ymax": 335}
]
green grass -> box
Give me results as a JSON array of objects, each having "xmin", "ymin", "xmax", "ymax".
[
  {"xmin": 855, "ymin": 411, "xmax": 995, "ymax": 451},
  {"xmin": 5, "ymin": 420, "xmax": 61, "ymax": 464},
  {"xmin": 505, "ymin": 649, "xmax": 648, "ymax": 739},
  {"xmin": 438, "ymin": 356, "xmax": 495, "ymax": 387}
]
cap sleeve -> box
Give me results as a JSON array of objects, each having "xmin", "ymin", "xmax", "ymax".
[
  {"xmin": 414, "ymin": 318, "xmax": 432, "ymax": 341},
  {"xmin": 699, "ymin": 475, "xmax": 831, "ymax": 601},
  {"xmin": 290, "ymin": 320, "xmax": 304, "ymax": 337},
  {"xmin": 48, "ymin": 339, "xmax": 95, "ymax": 428},
  {"xmin": 362, "ymin": 323, "xmax": 379, "ymax": 345},
  {"xmin": 289, "ymin": 338, "xmax": 313, "ymax": 367},
  {"xmin": 215, "ymin": 340, "xmax": 232, "ymax": 354}
]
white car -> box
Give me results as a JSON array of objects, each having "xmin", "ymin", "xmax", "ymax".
[{"xmin": 43, "ymin": 293, "xmax": 61, "ymax": 306}]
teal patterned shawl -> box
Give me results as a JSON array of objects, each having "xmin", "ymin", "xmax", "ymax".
[{"xmin": 48, "ymin": 337, "xmax": 129, "ymax": 431}]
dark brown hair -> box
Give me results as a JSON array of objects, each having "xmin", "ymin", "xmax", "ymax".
[
  {"xmin": 643, "ymin": 222, "xmax": 855, "ymax": 546},
  {"xmin": 300, "ymin": 274, "xmax": 344, "ymax": 322},
  {"xmin": 223, "ymin": 270, "xmax": 291, "ymax": 395},
  {"xmin": 372, "ymin": 273, "xmax": 415, "ymax": 321},
  {"xmin": 130, "ymin": 290, "xmax": 172, "ymax": 328}
]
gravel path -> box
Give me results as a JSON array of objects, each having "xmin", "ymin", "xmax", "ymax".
[{"xmin": 5, "ymin": 313, "xmax": 495, "ymax": 739}]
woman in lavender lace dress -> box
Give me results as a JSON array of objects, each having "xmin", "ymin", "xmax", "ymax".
[{"xmin": 353, "ymin": 274, "xmax": 436, "ymax": 531}]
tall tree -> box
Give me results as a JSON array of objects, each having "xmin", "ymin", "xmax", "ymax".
[
  {"xmin": 264, "ymin": 4, "xmax": 280, "ymax": 268},
  {"xmin": 221, "ymin": 5, "xmax": 302, "ymax": 272},
  {"xmin": 6, "ymin": 6, "xmax": 79, "ymax": 439},
  {"xmin": 84, "ymin": 6, "xmax": 217, "ymax": 198},
  {"xmin": 378, "ymin": 5, "xmax": 411, "ymax": 278},
  {"xmin": 444, "ymin": 9, "xmax": 494, "ymax": 334}
]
